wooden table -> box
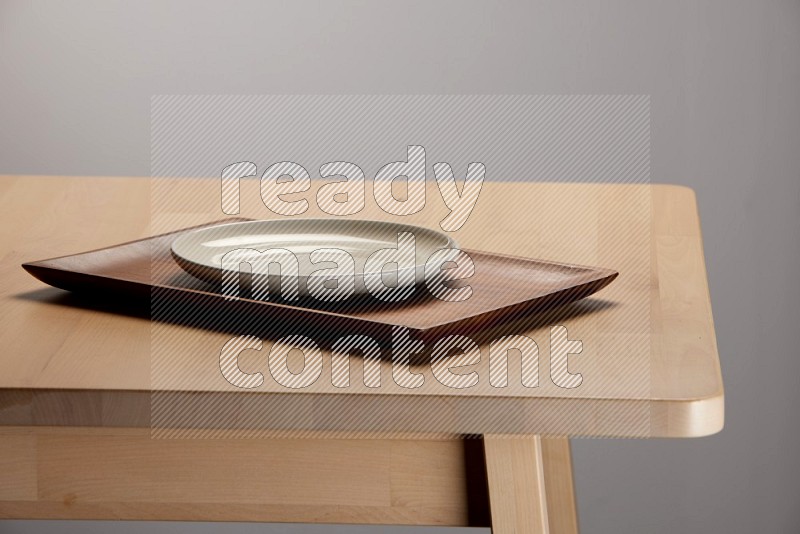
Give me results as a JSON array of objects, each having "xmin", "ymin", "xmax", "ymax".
[{"xmin": 0, "ymin": 175, "xmax": 723, "ymax": 532}]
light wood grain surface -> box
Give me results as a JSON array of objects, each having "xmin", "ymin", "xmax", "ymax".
[
  {"xmin": 0, "ymin": 425, "xmax": 472, "ymax": 525},
  {"xmin": 0, "ymin": 175, "xmax": 724, "ymax": 437},
  {"xmin": 484, "ymin": 435, "xmax": 550, "ymax": 533},
  {"xmin": 0, "ymin": 425, "xmax": 583, "ymax": 531}
]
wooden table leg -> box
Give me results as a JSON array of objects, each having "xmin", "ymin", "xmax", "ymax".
[
  {"xmin": 540, "ymin": 438, "xmax": 579, "ymax": 534},
  {"xmin": 483, "ymin": 435, "xmax": 578, "ymax": 534}
]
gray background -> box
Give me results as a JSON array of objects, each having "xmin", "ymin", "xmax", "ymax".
[{"xmin": 1, "ymin": 0, "xmax": 798, "ymax": 533}]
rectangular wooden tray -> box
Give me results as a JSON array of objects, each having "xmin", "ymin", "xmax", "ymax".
[{"xmin": 22, "ymin": 220, "xmax": 617, "ymax": 339}]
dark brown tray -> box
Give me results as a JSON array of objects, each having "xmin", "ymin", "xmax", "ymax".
[{"xmin": 22, "ymin": 220, "xmax": 617, "ymax": 340}]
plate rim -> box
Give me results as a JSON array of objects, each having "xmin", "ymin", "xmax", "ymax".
[{"xmin": 169, "ymin": 217, "xmax": 460, "ymax": 283}]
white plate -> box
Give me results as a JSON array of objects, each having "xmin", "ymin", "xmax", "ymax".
[{"xmin": 170, "ymin": 219, "xmax": 458, "ymax": 298}]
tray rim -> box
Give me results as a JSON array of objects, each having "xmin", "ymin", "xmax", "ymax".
[{"xmin": 22, "ymin": 219, "xmax": 619, "ymax": 334}]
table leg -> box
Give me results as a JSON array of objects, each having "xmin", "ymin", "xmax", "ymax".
[{"xmin": 482, "ymin": 435, "xmax": 578, "ymax": 534}]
